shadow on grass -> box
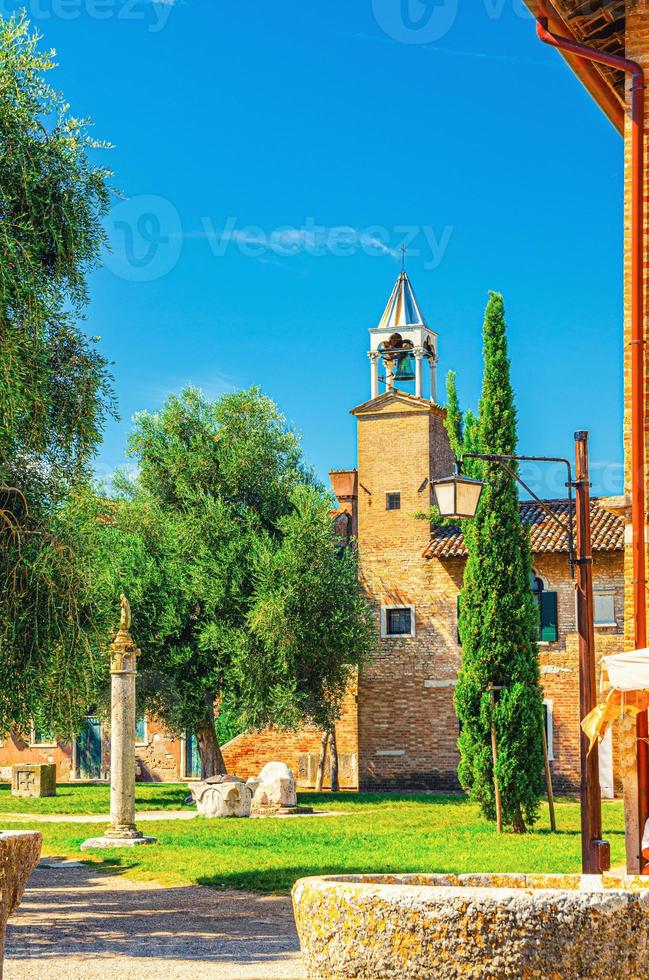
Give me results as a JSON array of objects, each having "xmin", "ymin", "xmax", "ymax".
[{"xmin": 195, "ymin": 863, "xmax": 447, "ymax": 894}]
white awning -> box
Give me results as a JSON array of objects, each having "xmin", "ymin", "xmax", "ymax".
[{"xmin": 603, "ymin": 648, "xmax": 649, "ymax": 692}]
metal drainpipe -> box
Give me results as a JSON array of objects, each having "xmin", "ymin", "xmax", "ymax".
[{"xmin": 536, "ymin": 18, "xmax": 649, "ymax": 855}]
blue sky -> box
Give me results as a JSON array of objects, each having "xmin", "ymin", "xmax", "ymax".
[{"xmin": 27, "ymin": 0, "xmax": 623, "ymax": 498}]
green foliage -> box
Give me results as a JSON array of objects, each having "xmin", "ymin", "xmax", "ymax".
[
  {"xmin": 445, "ymin": 370, "xmax": 463, "ymax": 457},
  {"xmin": 455, "ymin": 293, "xmax": 545, "ymax": 832},
  {"xmin": 80, "ymin": 387, "xmax": 374, "ymax": 764},
  {"xmin": 245, "ymin": 485, "xmax": 375, "ymax": 730},
  {"xmin": 0, "ymin": 14, "xmax": 115, "ymax": 737},
  {"xmin": 0, "ymin": 14, "xmax": 114, "ymax": 486},
  {"xmin": 420, "ymin": 371, "xmax": 480, "ymax": 527}
]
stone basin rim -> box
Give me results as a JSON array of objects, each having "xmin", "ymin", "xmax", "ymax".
[{"xmin": 293, "ymin": 871, "xmax": 649, "ymax": 896}]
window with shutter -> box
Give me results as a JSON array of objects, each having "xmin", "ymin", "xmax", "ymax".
[{"xmin": 539, "ymin": 591, "xmax": 558, "ymax": 643}]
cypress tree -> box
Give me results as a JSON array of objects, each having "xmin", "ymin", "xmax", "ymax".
[
  {"xmin": 445, "ymin": 370, "xmax": 464, "ymax": 456},
  {"xmin": 455, "ymin": 292, "xmax": 545, "ymax": 832}
]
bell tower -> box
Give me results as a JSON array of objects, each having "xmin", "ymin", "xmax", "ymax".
[{"xmin": 368, "ymin": 268, "xmax": 439, "ymax": 401}]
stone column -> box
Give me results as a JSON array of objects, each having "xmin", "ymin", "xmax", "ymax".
[
  {"xmin": 368, "ymin": 351, "xmax": 380, "ymax": 400},
  {"xmin": 81, "ymin": 597, "xmax": 155, "ymax": 850},
  {"xmin": 106, "ymin": 625, "xmax": 140, "ymax": 839},
  {"xmin": 429, "ymin": 355, "xmax": 438, "ymax": 404},
  {"xmin": 414, "ymin": 349, "xmax": 424, "ymax": 398}
]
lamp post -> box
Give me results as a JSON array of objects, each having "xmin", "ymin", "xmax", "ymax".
[{"xmin": 432, "ymin": 430, "xmax": 610, "ymax": 875}]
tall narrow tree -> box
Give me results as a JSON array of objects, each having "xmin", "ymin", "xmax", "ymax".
[
  {"xmin": 445, "ymin": 370, "xmax": 464, "ymax": 456},
  {"xmin": 455, "ymin": 292, "xmax": 545, "ymax": 832}
]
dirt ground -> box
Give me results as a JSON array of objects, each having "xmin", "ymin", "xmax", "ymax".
[{"xmin": 4, "ymin": 860, "xmax": 306, "ymax": 979}]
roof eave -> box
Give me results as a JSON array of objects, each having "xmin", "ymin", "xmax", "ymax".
[{"xmin": 522, "ymin": 0, "xmax": 625, "ymax": 135}]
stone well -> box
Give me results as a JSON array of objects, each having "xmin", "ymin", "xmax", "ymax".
[
  {"xmin": 0, "ymin": 831, "xmax": 41, "ymax": 975},
  {"xmin": 292, "ymin": 872, "xmax": 649, "ymax": 979}
]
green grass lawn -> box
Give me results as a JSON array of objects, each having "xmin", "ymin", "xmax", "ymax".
[
  {"xmin": 0, "ymin": 787, "xmax": 628, "ymax": 894},
  {"xmin": 0, "ymin": 781, "xmax": 188, "ymax": 814}
]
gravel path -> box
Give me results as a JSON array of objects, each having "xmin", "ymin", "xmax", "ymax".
[{"xmin": 4, "ymin": 860, "xmax": 306, "ymax": 979}]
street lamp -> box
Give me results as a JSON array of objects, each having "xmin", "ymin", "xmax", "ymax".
[
  {"xmin": 432, "ymin": 431, "xmax": 609, "ymax": 875},
  {"xmin": 432, "ymin": 454, "xmax": 575, "ymax": 573},
  {"xmin": 431, "ymin": 467, "xmax": 484, "ymax": 521}
]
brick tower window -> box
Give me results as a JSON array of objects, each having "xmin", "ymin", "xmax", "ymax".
[
  {"xmin": 382, "ymin": 605, "xmax": 415, "ymax": 637},
  {"xmin": 386, "ymin": 492, "xmax": 401, "ymax": 511}
]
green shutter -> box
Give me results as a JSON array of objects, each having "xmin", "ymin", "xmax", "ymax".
[{"xmin": 539, "ymin": 591, "xmax": 558, "ymax": 643}]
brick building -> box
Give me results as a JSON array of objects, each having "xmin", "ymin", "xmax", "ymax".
[
  {"xmin": 229, "ymin": 270, "xmax": 625, "ymax": 795},
  {"xmin": 330, "ymin": 270, "xmax": 625, "ymax": 794},
  {"xmin": 0, "ymin": 270, "xmax": 626, "ymax": 793}
]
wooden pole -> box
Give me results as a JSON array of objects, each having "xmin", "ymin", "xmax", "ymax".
[
  {"xmin": 575, "ymin": 431, "xmax": 610, "ymax": 873},
  {"xmin": 330, "ymin": 727, "xmax": 339, "ymax": 793},
  {"xmin": 487, "ymin": 683, "xmax": 503, "ymax": 834},
  {"xmin": 315, "ymin": 730, "xmax": 328, "ymax": 792},
  {"xmin": 541, "ymin": 718, "xmax": 556, "ymax": 833}
]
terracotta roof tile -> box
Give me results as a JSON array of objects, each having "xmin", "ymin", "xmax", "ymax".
[{"xmin": 423, "ymin": 498, "xmax": 623, "ymax": 560}]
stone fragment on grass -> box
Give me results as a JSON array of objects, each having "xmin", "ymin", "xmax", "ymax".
[
  {"xmin": 189, "ymin": 777, "xmax": 251, "ymax": 818},
  {"xmin": 11, "ymin": 764, "xmax": 56, "ymax": 799},
  {"xmin": 249, "ymin": 762, "xmax": 297, "ymax": 808}
]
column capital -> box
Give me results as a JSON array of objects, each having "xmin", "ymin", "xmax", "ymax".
[
  {"xmin": 109, "ymin": 632, "xmax": 139, "ymax": 675},
  {"xmin": 368, "ymin": 350, "xmax": 381, "ymax": 362}
]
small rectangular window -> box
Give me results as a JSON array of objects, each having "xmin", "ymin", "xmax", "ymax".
[
  {"xmin": 386, "ymin": 492, "xmax": 401, "ymax": 511},
  {"xmin": 387, "ymin": 607, "xmax": 412, "ymax": 636},
  {"xmin": 30, "ymin": 726, "xmax": 56, "ymax": 747},
  {"xmin": 594, "ymin": 593, "xmax": 616, "ymax": 627}
]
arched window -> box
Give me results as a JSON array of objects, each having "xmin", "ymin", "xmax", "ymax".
[{"xmin": 530, "ymin": 572, "xmax": 545, "ymax": 600}]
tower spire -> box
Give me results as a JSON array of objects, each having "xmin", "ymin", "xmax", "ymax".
[{"xmin": 368, "ymin": 270, "xmax": 439, "ymax": 402}]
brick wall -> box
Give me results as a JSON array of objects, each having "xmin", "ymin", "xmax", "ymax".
[
  {"xmin": 354, "ymin": 393, "xmax": 460, "ymax": 790},
  {"xmin": 221, "ymin": 679, "xmax": 358, "ymax": 786},
  {"xmin": 347, "ymin": 388, "xmax": 626, "ymax": 794},
  {"xmin": 0, "ymin": 732, "xmax": 74, "ymax": 782},
  {"xmin": 0, "ymin": 715, "xmax": 183, "ymax": 783}
]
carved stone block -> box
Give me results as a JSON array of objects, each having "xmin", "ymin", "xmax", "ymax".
[{"xmin": 11, "ymin": 763, "xmax": 56, "ymax": 798}]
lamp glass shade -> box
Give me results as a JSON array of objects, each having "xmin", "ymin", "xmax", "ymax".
[{"xmin": 433, "ymin": 475, "xmax": 484, "ymax": 520}]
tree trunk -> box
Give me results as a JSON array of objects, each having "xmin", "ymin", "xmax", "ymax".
[
  {"xmin": 315, "ymin": 730, "xmax": 329, "ymax": 792},
  {"xmin": 512, "ymin": 804, "xmax": 527, "ymax": 834},
  {"xmin": 330, "ymin": 726, "xmax": 339, "ymax": 793},
  {"xmin": 195, "ymin": 696, "xmax": 227, "ymax": 778}
]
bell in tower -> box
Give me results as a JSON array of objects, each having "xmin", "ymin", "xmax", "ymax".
[{"xmin": 368, "ymin": 269, "xmax": 439, "ymax": 401}]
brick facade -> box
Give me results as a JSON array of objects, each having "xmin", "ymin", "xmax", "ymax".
[{"xmin": 345, "ymin": 391, "xmax": 625, "ymax": 794}]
